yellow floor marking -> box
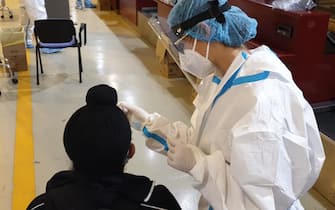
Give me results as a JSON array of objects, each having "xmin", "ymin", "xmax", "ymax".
[{"xmin": 12, "ymin": 50, "xmax": 35, "ymax": 210}]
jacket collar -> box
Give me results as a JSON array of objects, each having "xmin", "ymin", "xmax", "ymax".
[{"xmin": 46, "ymin": 170, "xmax": 154, "ymax": 203}]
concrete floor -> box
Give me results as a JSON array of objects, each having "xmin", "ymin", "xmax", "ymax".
[{"xmin": 0, "ymin": 1, "xmax": 334, "ymax": 210}]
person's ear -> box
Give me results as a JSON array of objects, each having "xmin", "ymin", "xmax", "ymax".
[{"xmin": 127, "ymin": 143, "xmax": 135, "ymax": 159}]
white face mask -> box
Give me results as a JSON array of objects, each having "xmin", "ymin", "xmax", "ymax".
[{"xmin": 179, "ymin": 39, "xmax": 215, "ymax": 79}]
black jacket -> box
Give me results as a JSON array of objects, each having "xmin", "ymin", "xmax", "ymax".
[{"xmin": 27, "ymin": 170, "xmax": 181, "ymax": 210}]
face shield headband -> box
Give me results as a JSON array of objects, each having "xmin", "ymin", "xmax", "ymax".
[{"xmin": 171, "ymin": 0, "xmax": 232, "ymax": 38}]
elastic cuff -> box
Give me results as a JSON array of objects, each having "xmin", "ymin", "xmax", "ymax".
[
  {"xmin": 188, "ymin": 145, "xmax": 206, "ymax": 182},
  {"xmin": 189, "ymin": 157, "xmax": 206, "ymax": 183},
  {"xmin": 188, "ymin": 144, "xmax": 205, "ymax": 163}
]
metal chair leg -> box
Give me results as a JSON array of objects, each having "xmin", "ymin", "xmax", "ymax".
[
  {"xmin": 77, "ymin": 46, "xmax": 82, "ymax": 83},
  {"xmin": 36, "ymin": 47, "xmax": 39, "ymax": 85},
  {"xmin": 38, "ymin": 49, "xmax": 43, "ymax": 74}
]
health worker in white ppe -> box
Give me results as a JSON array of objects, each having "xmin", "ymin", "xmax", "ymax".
[
  {"xmin": 20, "ymin": 0, "xmax": 62, "ymax": 53},
  {"xmin": 20, "ymin": 0, "xmax": 46, "ymax": 48},
  {"xmin": 119, "ymin": 0, "xmax": 325, "ymax": 209}
]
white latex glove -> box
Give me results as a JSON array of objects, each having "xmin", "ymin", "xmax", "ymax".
[
  {"xmin": 167, "ymin": 138, "xmax": 197, "ymax": 172},
  {"xmin": 118, "ymin": 102, "xmax": 150, "ymax": 131}
]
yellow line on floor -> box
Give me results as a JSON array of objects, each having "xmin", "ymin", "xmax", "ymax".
[{"xmin": 12, "ymin": 50, "xmax": 35, "ymax": 210}]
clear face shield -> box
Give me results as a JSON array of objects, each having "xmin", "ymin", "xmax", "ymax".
[
  {"xmin": 151, "ymin": 17, "xmax": 216, "ymax": 79},
  {"xmin": 172, "ymin": 22, "xmax": 212, "ymax": 53},
  {"xmin": 152, "ymin": 17, "xmax": 212, "ymax": 56},
  {"xmin": 148, "ymin": 1, "xmax": 231, "ymax": 79},
  {"xmin": 150, "ymin": 17, "xmax": 192, "ymax": 54}
]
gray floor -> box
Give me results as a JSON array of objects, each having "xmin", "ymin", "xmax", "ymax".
[{"xmin": 0, "ymin": 2, "xmax": 334, "ymax": 210}]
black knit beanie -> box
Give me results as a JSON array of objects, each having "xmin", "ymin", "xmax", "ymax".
[{"xmin": 63, "ymin": 84, "xmax": 131, "ymax": 176}]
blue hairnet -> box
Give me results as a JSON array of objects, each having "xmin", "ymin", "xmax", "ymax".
[{"xmin": 167, "ymin": 0, "xmax": 258, "ymax": 47}]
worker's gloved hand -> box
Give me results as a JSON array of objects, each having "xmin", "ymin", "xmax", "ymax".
[
  {"xmin": 118, "ymin": 102, "xmax": 150, "ymax": 131},
  {"xmin": 167, "ymin": 138, "xmax": 197, "ymax": 172}
]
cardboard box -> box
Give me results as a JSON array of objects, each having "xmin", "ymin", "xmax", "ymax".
[
  {"xmin": 156, "ymin": 39, "xmax": 166, "ymax": 64},
  {"xmin": 137, "ymin": 12, "xmax": 158, "ymax": 46},
  {"xmin": 155, "ymin": 39, "xmax": 178, "ymax": 65},
  {"xmin": 329, "ymin": 18, "xmax": 335, "ymax": 32},
  {"xmin": 190, "ymin": 78, "xmax": 201, "ymax": 101},
  {"xmin": 98, "ymin": 0, "xmax": 112, "ymax": 10},
  {"xmin": 313, "ymin": 133, "xmax": 335, "ymax": 206},
  {"xmin": 155, "ymin": 39, "xmax": 184, "ymax": 78},
  {"xmin": 160, "ymin": 62, "xmax": 184, "ymax": 78},
  {"xmin": 163, "ymin": 52, "xmax": 175, "ymax": 64},
  {"xmin": 1, "ymin": 27, "xmax": 28, "ymax": 72}
]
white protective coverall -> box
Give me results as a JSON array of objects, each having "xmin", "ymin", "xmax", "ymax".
[
  {"xmin": 20, "ymin": 0, "xmax": 47, "ymax": 46},
  {"xmin": 142, "ymin": 45, "xmax": 325, "ymax": 210}
]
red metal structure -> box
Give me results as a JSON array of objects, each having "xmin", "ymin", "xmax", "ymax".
[{"xmin": 230, "ymin": 0, "xmax": 335, "ymax": 104}]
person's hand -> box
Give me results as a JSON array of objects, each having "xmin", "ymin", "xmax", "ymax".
[
  {"xmin": 167, "ymin": 138, "xmax": 196, "ymax": 172},
  {"xmin": 118, "ymin": 102, "xmax": 150, "ymax": 130}
]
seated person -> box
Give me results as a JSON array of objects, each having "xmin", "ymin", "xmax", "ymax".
[{"xmin": 26, "ymin": 84, "xmax": 181, "ymax": 210}]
